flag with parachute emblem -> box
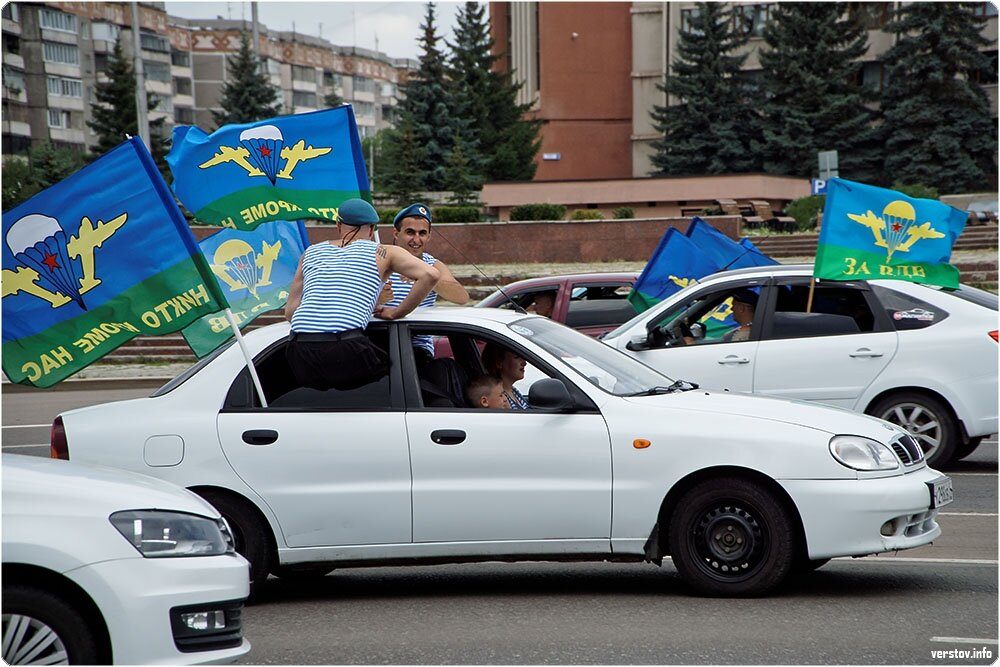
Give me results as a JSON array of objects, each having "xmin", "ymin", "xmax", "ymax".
[
  {"xmin": 167, "ymin": 106, "xmax": 370, "ymax": 230},
  {"xmin": 1, "ymin": 138, "xmax": 229, "ymax": 388},
  {"xmin": 686, "ymin": 217, "xmax": 778, "ymax": 270},
  {"xmin": 628, "ymin": 228, "xmax": 718, "ymax": 313},
  {"xmin": 815, "ymin": 178, "xmax": 966, "ymax": 288},
  {"xmin": 181, "ymin": 220, "xmax": 310, "ymax": 357}
]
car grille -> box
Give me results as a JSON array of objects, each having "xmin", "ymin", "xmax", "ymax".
[{"xmin": 890, "ymin": 434, "xmax": 924, "ymax": 466}]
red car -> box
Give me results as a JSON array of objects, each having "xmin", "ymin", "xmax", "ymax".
[{"xmin": 475, "ymin": 272, "xmax": 639, "ymax": 338}]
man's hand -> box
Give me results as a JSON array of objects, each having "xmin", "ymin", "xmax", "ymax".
[{"xmin": 373, "ymin": 305, "xmax": 402, "ymax": 320}]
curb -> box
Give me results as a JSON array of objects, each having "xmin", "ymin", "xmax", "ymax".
[{"xmin": 2, "ymin": 377, "xmax": 173, "ymax": 394}]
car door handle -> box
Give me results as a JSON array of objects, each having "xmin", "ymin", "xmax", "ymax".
[
  {"xmin": 718, "ymin": 355, "xmax": 750, "ymax": 365},
  {"xmin": 431, "ymin": 429, "xmax": 466, "ymax": 445},
  {"xmin": 242, "ymin": 429, "xmax": 278, "ymax": 445},
  {"xmin": 849, "ymin": 348, "xmax": 884, "ymax": 358}
]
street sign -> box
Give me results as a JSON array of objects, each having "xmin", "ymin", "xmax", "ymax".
[
  {"xmin": 818, "ymin": 150, "xmax": 839, "ymax": 180},
  {"xmin": 811, "ymin": 179, "xmax": 828, "ymax": 195}
]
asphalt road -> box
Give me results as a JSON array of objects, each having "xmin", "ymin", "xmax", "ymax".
[{"xmin": 3, "ymin": 386, "xmax": 997, "ymax": 664}]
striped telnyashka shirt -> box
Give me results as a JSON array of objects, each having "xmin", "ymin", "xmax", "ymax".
[
  {"xmin": 386, "ymin": 252, "xmax": 439, "ymax": 356},
  {"xmin": 290, "ymin": 240, "xmax": 383, "ymax": 334}
]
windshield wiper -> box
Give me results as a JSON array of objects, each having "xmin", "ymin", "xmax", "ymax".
[{"xmin": 626, "ymin": 379, "xmax": 699, "ymax": 396}]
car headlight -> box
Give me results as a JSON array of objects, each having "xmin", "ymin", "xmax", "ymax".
[
  {"xmin": 829, "ymin": 435, "xmax": 899, "ymax": 471},
  {"xmin": 110, "ymin": 510, "xmax": 234, "ymax": 558}
]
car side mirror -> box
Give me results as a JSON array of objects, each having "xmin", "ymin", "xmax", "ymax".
[
  {"xmin": 528, "ymin": 378, "xmax": 576, "ymax": 412},
  {"xmin": 625, "ymin": 334, "xmax": 650, "ymax": 351}
]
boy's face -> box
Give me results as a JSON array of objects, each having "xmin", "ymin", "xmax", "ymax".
[{"xmin": 480, "ymin": 383, "xmax": 508, "ymax": 409}]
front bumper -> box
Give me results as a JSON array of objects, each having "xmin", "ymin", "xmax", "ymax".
[{"xmin": 780, "ymin": 467, "xmax": 945, "ymax": 561}]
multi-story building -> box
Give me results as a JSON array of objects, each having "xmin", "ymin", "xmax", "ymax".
[
  {"xmin": 0, "ymin": 1, "xmax": 416, "ymax": 157},
  {"xmin": 491, "ymin": 1, "xmax": 999, "ymax": 182}
]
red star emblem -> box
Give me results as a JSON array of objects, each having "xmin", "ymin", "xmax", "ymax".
[
  {"xmin": 42, "ymin": 252, "xmax": 60, "ymax": 271},
  {"xmin": 891, "ymin": 222, "xmax": 902, "ymax": 232},
  {"xmin": 259, "ymin": 146, "xmax": 271, "ymax": 157}
]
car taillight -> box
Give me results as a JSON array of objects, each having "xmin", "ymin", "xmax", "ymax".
[
  {"xmin": 50, "ymin": 416, "xmax": 68, "ymax": 460},
  {"xmin": 990, "ymin": 331, "xmax": 998, "ymax": 343}
]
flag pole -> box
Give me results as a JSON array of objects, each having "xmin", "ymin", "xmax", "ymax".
[
  {"xmin": 224, "ymin": 309, "xmax": 269, "ymax": 408},
  {"xmin": 806, "ymin": 278, "xmax": 816, "ymax": 313}
]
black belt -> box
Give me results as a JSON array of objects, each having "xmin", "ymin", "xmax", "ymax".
[{"xmin": 290, "ymin": 329, "xmax": 364, "ymax": 342}]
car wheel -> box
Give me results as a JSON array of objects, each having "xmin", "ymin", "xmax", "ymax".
[
  {"xmin": 668, "ymin": 477, "xmax": 795, "ymax": 597},
  {"xmin": 2, "ymin": 585, "xmax": 98, "ymax": 665},
  {"xmin": 197, "ymin": 490, "xmax": 273, "ymax": 594},
  {"xmin": 954, "ymin": 436, "xmax": 984, "ymax": 461},
  {"xmin": 869, "ymin": 393, "xmax": 957, "ymax": 467}
]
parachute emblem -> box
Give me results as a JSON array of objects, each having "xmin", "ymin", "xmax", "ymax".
[
  {"xmin": 847, "ymin": 200, "xmax": 945, "ymax": 261},
  {"xmin": 198, "ymin": 123, "xmax": 332, "ymax": 183},
  {"xmin": 210, "ymin": 238, "xmax": 282, "ymax": 299}
]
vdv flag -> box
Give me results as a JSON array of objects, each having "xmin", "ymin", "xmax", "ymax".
[
  {"xmin": 815, "ymin": 178, "xmax": 967, "ymax": 288},
  {"xmin": 167, "ymin": 106, "xmax": 370, "ymax": 230},
  {"xmin": 686, "ymin": 218, "xmax": 778, "ymax": 270},
  {"xmin": 2, "ymin": 138, "xmax": 229, "ymax": 388},
  {"xmin": 628, "ymin": 228, "xmax": 718, "ymax": 313},
  {"xmin": 181, "ymin": 220, "xmax": 310, "ymax": 357}
]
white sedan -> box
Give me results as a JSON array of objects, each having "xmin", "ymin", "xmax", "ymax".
[
  {"xmin": 603, "ymin": 264, "xmax": 998, "ymax": 467},
  {"xmin": 53, "ymin": 309, "xmax": 951, "ymax": 597},
  {"xmin": 2, "ymin": 454, "xmax": 250, "ymax": 665}
]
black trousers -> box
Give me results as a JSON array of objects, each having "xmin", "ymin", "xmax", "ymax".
[{"xmin": 285, "ymin": 330, "xmax": 389, "ymax": 391}]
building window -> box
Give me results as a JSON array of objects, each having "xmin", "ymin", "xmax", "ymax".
[
  {"xmin": 680, "ymin": 8, "xmax": 702, "ymax": 35},
  {"xmin": 90, "ymin": 22, "xmax": 120, "ymax": 42},
  {"xmin": 174, "ymin": 106, "xmax": 195, "ymax": 124},
  {"xmin": 47, "ymin": 109, "xmax": 71, "ymax": 129},
  {"xmin": 292, "ymin": 91, "xmax": 317, "ymax": 107},
  {"xmin": 324, "ymin": 70, "xmax": 341, "ymax": 87},
  {"xmin": 3, "ymin": 134, "xmax": 32, "ymax": 154},
  {"xmin": 971, "ymin": 50, "xmax": 999, "ymax": 85},
  {"xmin": 171, "ymin": 49, "xmax": 191, "ymax": 67},
  {"xmin": 973, "ymin": 2, "xmax": 999, "ymax": 17},
  {"xmin": 173, "ymin": 76, "xmax": 192, "ymax": 96},
  {"xmin": 43, "ymin": 42, "xmax": 80, "ymax": 65},
  {"xmin": 4, "ymin": 34, "xmax": 20, "ymax": 55},
  {"xmin": 380, "ymin": 82, "xmax": 395, "ymax": 97},
  {"xmin": 860, "ymin": 61, "xmax": 884, "ymax": 91},
  {"xmin": 381, "ymin": 104, "xmax": 394, "ymax": 123},
  {"xmin": 40, "ymin": 8, "xmax": 77, "ymax": 33},
  {"xmin": 2, "ymin": 3, "xmax": 19, "ymax": 21},
  {"xmin": 267, "ymin": 58, "xmax": 280, "ymax": 76},
  {"xmin": 144, "ymin": 61, "xmax": 171, "ymax": 82},
  {"xmin": 150, "ymin": 93, "xmax": 173, "ymax": 114},
  {"xmin": 140, "ymin": 32, "xmax": 170, "ymax": 53},
  {"xmin": 732, "ymin": 4, "xmax": 770, "ymax": 37},
  {"xmin": 292, "ymin": 64, "xmax": 316, "ymax": 83},
  {"xmin": 47, "ymin": 75, "xmax": 83, "ymax": 98},
  {"xmin": 352, "ymin": 75, "xmax": 374, "ymax": 93},
  {"xmin": 354, "ymin": 101, "xmax": 375, "ymax": 117},
  {"xmin": 849, "ymin": 3, "xmax": 891, "ymax": 30},
  {"xmin": 3, "ymin": 68, "xmax": 25, "ymax": 93}
]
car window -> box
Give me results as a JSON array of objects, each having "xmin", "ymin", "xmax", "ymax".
[
  {"xmin": 565, "ymin": 283, "xmax": 638, "ymax": 329},
  {"xmin": 647, "ymin": 286, "xmax": 761, "ymax": 346},
  {"xmin": 765, "ymin": 283, "xmax": 875, "ymax": 340},
  {"xmin": 223, "ymin": 328, "xmax": 394, "ymax": 411},
  {"xmin": 932, "ymin": 284, "xmax": 998, "ymax": 311},
  {"xmin": 870, "ymin": 284, "xmax": 950, "ymax": 330}
]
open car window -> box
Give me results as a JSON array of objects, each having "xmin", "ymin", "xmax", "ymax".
[{"xmin": 763, "ymin": 282, "xmax": 876, "ymax": 340}]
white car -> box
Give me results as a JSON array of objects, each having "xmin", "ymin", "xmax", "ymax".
[
  {"xmin": 603, "ymin": 264, "xmax": 998, "ymax": 467},
  {"xmin": 53, "ymin": 310, "xmax": 951, "ymax": 597},
  {"xmin": 2, "ymin": 454, "xmax": 250, "ymax": 665}
]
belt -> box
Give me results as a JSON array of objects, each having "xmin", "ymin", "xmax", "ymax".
[{"xmin": 290, "ymin": 329, "xmax": 364, "ymax": 342}]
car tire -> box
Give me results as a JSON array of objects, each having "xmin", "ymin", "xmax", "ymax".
[
  {"xmin": 2, "ymin": 585, "xmax": 99, "ymax": 665},
  {"xmin": 668, "ymin": 477, "xmax": 795, "ymax": 597},
  {"xmin": 869, "ymin": 392, "xmax": 958, "ymax": 467},
  {"xmin": 954, "ymin": 436, "xmax": 984, "ymax": 461},
  {"xmin": 197, "ymin": 490, "xmax": 273, "ymax": 595}
]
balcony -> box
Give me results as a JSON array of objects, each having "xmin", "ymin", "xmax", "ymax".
[{"xmin": 2, "ymin": 119, "xmax": 30, "ymax": 137}]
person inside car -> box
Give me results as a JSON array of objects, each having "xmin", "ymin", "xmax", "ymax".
[
  {"xmin": 466, "ymin": 374, "xmax": 509, "ymax": 409},
  {"xmin": 527, "ymin": 291, "xmax": 556, "ymax": 318},
  {"xmin": 722, "ymin": 289, "xmax": 758, "ymax": 342},
  {"xmin": 481, "ymin": 343, "xmax": 529, "ymax": 410}
]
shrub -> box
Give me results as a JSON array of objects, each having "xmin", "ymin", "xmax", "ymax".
[
  {"xmin": 569, "ymin": 209, "xmax": 605, "ymax": 220},
  {"xmin": 509, "ymin": 203, "xmax": 567, "ymax": 221},
  {"xmin": 612, "ymin": 206, "xmax": 634, "ymax": 219},
  {"xmin": 892, "ymin": 182, "xmax": 939, "ymax": 201},
  {"xmin": 784, "ymin": 195, "xmax": 826, "ymax": 231},
  {"xmin": 434, "ymin": 206, "xmax": 482, "ymax": 223}
]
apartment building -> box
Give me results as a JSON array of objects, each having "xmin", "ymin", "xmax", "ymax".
[
  {"xmin": 491, "ymin": 1, "xmax": 999, "ymax": 182},
  {"xmin": 0, "ymin": 2, "xmax": 416, "ymax": 157}
]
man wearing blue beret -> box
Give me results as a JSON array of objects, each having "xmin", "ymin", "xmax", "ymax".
[
  {"xmin": 284, "ymin": 198, "xmax": 440, "ymax": 390},
  {"xmin": 384, "ymin": 202, "xmax": 469, "ymax": 363}
]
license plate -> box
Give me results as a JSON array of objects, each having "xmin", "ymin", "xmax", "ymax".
[{"xmin": 927, "ymin": 476, "xmax": 953, "ymax": 509}]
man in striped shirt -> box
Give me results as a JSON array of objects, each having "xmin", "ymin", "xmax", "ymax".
[{"xmin": 284, "ymin": 199, "xmax": 439, "ymax": 391}]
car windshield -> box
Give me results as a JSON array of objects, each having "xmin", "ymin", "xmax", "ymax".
[{"xmin": 508, "ymin": 317, "xmax": 674, "ymax": 395}]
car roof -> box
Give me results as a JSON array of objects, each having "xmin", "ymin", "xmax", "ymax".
[
  {"xmin": 492, "ymin": 272, "xmax": 639, "ymax": 291},
  {"xmin": 404, "ymin": 306, "xmax": 541, "ymax": 325}
]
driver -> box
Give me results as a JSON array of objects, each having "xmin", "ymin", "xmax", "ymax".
[{"xmin": 721, "ymin": 289, "xmax": 758, "ymax": 342}]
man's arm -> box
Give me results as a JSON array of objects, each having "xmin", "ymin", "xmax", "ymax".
[
  {"xmin": 374, "ymin": 245, "xmax": 439, "ymax": 320},
  {"xmin": 284, "ymin": 258, "xmax": 304, "ymax": 321},
  {"xmin": 432, "ymin": 260, "xmax": 469, "ymax": 304}
]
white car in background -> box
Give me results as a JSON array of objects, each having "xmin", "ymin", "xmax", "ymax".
[
  {"xmin": 52, "ymin": 310, "xmax": 951, "ymax": 598},
  {"xmin": 603, "ymin": 264, "xmax": 998, "ymax": 467},
  {"xmin": 2, "ymin": 455, "xmax": 250, "ymax": 665}
]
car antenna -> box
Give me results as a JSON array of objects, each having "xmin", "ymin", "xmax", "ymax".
[{"xmin": 430, "ymin": 228, "xmax": 528, "ymax": 314}]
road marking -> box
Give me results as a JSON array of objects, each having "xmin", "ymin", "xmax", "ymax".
[
  {"xmin": 930, "ymin": 637, "xmax": 1000, "ymax": 645},
  {"xmin": 2, "ymin": 423, "xmax": 49, "ymax": 429},
  {"xmin": 947, "ymin": 472, "xmax": 998, "ymax": 477},
  {"xmin": 1, "ymin": 443, "xmax": 48, "ymax": 449},
  {"xmin": 940, "ymin": 512, "xmax": 998, "ymax": 517},
  {"xmin": 834, "ymin": 556, "xmax": 998, "ymax": 565}
]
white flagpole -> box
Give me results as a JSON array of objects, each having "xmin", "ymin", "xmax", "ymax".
[{"xmin": 224, "ymin": 308, "xmax": 268, "ymax": 408}]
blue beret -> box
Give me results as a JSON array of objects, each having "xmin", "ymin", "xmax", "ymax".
[
  {"xmin": 393, "ymin": 202, "xmax": 432, "ymax": 227},
  {"xmin": 337, "ymin": 198, "xmax": 379, "ymax": 226}
]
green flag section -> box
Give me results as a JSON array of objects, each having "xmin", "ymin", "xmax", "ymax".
[
  {"xmin": 167, "ymin": 106, "xmax": 371, "ymax": 230},
  {"xmin": 1, "ymin": 138, "xmax": 228, "ymax": 388},
  {"xmin": 815, "ymin": 178, "xmax": 967, "ymax": 289},
  {"xmin": 181, "ymin": 220, "xmax": 309, "ymax": 358}
]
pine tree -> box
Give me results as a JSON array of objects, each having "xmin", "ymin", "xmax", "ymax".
[
  {"xmin": 379, "ymin": 119, "xmax": 424, "ymax": 206},
  {"xmin": 87, "ymin": 38, "xmax": 168, "ymax": 170},
  {"xmin": 880, "ymin": 3, "xmax": 996, "ymax": 193},
  {"xmin": 323, "ymin": 92, "xmax": 343, "ymax": 108},
  {"xmin": 212, "ymin": 31, "xmax": 282, "ymax": 128},
  {"xmin": 444, "ymin": 129, "xmax": 483, "ymax": 205},
  {"xmin": 648, "ymin": 3, "xmax": 760, "ymax": 175},
  {"xmin": 756, "ymin": 3, "xmax": 879, "ymax": 181},
  {"xmin": 448, "ymin": 1, "xmax": 539, "ymax": 181}
]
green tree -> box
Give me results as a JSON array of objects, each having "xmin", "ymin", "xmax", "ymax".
[
  {"xmin": 880, "ymin": 3, "xmax": 996, "ymax": 193},
  {"xmin": 323, "ymin": 91, "xmax": 344, "ymax": 108},
  {"xmin": 379, "ymin": 119, "xmax": 424, "ymax": 206},
  {"xmin": 212, "ymin": 31, "xmax": 282, "ymax": 128},
  {"xmin": 755, "ymin": 3, "xmax": 879, "ymax": 181},
  {"xmin": 2, "ymin": 143, "xmax": 86, "ymax": 210},
  {"xmin": 448, "ymin": 1, "xmax": 539, "ymax": 181},
  {"xmin": 2, "ymin": 157, "xmax": 40, "ymax": 210},
  {"xmin": 649, "ymin": 3, "xmax": 760, "ymax": 175},
  {"xmin": 87, "ymin": 38, "xmax": 168, "ymax": 171},
  {"xmin": 443, "ymin": 129, "xmax": 483, "ymax": 205}
]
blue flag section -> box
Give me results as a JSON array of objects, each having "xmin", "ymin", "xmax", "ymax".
[
  {"xmin": 167, "ymin": 106, "xmax": 371, "ymax": 230},
  {"xmin": 628, "ymin": 228, "xmax": 719, "ymax": 312},
  {"xmin": 815, "ymin": 178, "xmax": 967, "ymax": 288},
  {"xmin": 2, "ymin": 138, "xmax": 229, "ymax": 387},
  {"xmin": 181, "ymin": 220, "xmax": 310, "ymax": 357},
  {"xmin": 687, "ymin": 217, "xmax": 778, "ymax": 270}
]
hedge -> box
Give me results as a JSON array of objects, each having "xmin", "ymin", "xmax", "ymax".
[{"xmin": 510, "ymin": 203, "xmax": 567, "ymax": 221}]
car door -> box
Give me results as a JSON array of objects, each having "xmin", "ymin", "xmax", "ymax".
[
  {"xmin": 216, "ymin": 326, "xmax": 412, "ymax": 548},
  {"xmin": 752, "ymin": 278, "xmax": 899, "ymax": 408},
  {"xmin": 403, "ymin": 326, "xmax": 613, "ymax": 547}
]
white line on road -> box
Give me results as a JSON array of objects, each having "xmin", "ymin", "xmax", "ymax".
[
  {"xmin": 2, "ymin": 424, "xmax": 49, "ymax": 429},
  {"xmin": 940, "ymin": 512, "xmax": 999, "ymax": 517},
  {"xmin": 930, "ymin": 637, "xmax": 1000, "ymax": 645},
  {"xmin": 1, "ymin": 444, "xmax": 48, "ymax": 449},
  {"xmin": 835, "ymin": 556, "xmax": 998, "ymax": 565},
  {"xmin": 947, "ymin": 472, "xmax": 998, "ymax": 477}
]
